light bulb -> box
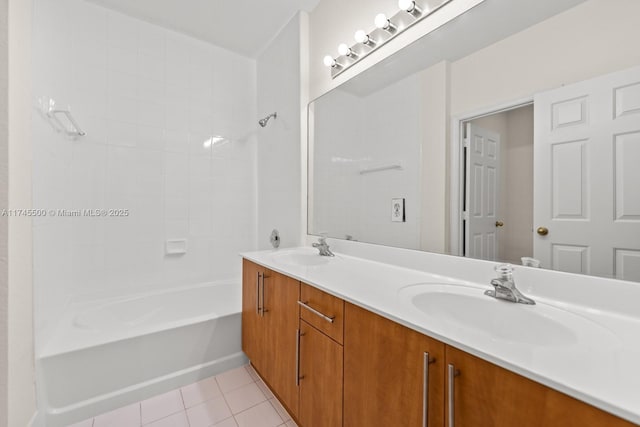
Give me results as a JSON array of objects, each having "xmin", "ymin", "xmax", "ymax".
[
  {"xmin": 398, "ymin": 0, "xmax": 415, "ymax": 11},
  {"xmin": 354, "ymin": 30, "xmax": 368, "ymax": 44},
  {"xmin": 323, "ymin": 55, "xmax": 336, "ymax": 67},
  {"xmin": 338, "ymin": 43, "xmax": 351, "ymax": 57},
  {"xmin": 374, "ymin": 13, "xmax": 390, "ymax": 29},
  {"xmin": 399, "ymin": 0, "xmax": 422, "ymax": 15}
]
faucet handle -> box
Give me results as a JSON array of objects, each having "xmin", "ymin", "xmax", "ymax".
[
  {"xmin": 494, "ymin": 264, "xmax": 514, "ymax": 279},
  {"xmin": 318, "ymin": 235, "xmax": 327, "ymax": 244}
]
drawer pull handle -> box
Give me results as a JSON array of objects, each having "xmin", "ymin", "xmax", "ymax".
[{"xmin": 297, "ymin": 300, "xmax": 335, "ymax": 323}]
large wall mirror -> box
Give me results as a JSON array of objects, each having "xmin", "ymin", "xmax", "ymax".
[{"xmin": 308, "ymin": 0, "xmax": 640, "ymax": 282}]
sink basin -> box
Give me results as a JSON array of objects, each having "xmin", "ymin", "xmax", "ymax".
[
  {"xmin": 399, "ymin": 284, "xmax": 614, "ymax": 347},
  {"xmin": 268, "ymin": 248, "xmax": 335, "ymax": 267}
]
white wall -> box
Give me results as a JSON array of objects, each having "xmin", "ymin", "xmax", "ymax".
[
  {"xmin": 6, "ymin": 0, "xmax": 37, "ymax": 424},
  {"xmin": 419, "ymin": 61, "xmax": 449, "ymax": 253},
  {"xmin": 256, "ymin": 15, "xmax": 302, "ymax": 250},
  {"xmin": 503, "ymin": 106, "xmax": 533, "ymax": 264},
  {"xmin": 31, "ymin": 0, "xmax": 258, "ymax": 351},
  {"xmin": 450, "ymin": 0, "xmax": 640, "ymax": 116},
  {"xmin": 0, "ymin": 2, "xmax": 8, "ymax": 422}
]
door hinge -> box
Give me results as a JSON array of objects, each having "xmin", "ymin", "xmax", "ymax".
[
  {"xmin": 463, "ymin": 211, "xmax": 469, "ymax": 221},
  {"xmin": 463, "ymin": 138, "xmax": 470, "ymax": 148}
]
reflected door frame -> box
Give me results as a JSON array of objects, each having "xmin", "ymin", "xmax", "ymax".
[{"xmin": 449, "ymin": 98, "xmax": 534, "ymax": 258}]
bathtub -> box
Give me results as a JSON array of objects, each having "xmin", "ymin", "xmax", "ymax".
[{"xmin": 36, "ymin": 281, "xmax": 247, "ymax": 427}]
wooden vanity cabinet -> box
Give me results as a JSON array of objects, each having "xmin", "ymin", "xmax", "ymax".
[
  {"xmin": 344, "ymin": 302, "xmax": 445, "ymax": 427},
  {"xmin": 445, "ymin": 346, "xmax": 636, "ymax": 427},
  {"xmin": 299, "ymin": 319, "xmax": 343, "ymax": 427},
  {"xmin": 241, "ymin": 259, "xmax": 299, "ymax": 416},
  {"xmin": 298, "ymin": 283, "xmax": 344, "ymax": 427},
  {"xmin": 243, "ymin": 259, "xmax": 637, "ymax": 427},
  {"xmin": 241, "ymin": 259, "xmax": 266, "ymax": 367}
]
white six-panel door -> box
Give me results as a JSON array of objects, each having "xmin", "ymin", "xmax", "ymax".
[
  {"xmin": 534, "ymin": 66, "xmax": 640, "ymax": 281},
  {"xmin": 465, "ymin": 123, "xmax": 501, "ymax": 261}
]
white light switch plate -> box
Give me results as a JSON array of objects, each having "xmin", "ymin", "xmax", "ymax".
[{"xmin": 391, "ymin": 198, "xmax": 405, "ymax": 222}]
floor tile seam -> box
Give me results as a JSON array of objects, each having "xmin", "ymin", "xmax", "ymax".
[
  {"xmin": 232, "ymin": 398, "xmax": 285, "ymax": 424},
  {"xmin": 141, "ymin": 398, "xmax": 186, "ymax": 426},
  {"xmin": 141, "ymin": 407, "xmax": 191, "ymax": 427},
  {"xmin": 226, "ymin": 393, "xmax": 270, "ymax": 417}
]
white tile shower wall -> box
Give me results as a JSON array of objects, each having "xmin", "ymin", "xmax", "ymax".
[
  {"xmin": 31, "ymin": 0, "xmax": 257, "ymax": 350},
  {"xmin": 256, "ymin": 14, "xmax": 302, "ymax": 250}
]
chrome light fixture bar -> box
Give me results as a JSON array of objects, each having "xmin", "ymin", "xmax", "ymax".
[{"xmin": 324, "ymin": 0, "xmax": 453, "ymax": 79}]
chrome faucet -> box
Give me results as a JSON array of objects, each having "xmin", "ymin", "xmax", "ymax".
[
  {"xmin": 485, "ymin": 264, "xmax": 535, "ymax": 305},
  {"xmin": 312, "ymin": 237, "xmax": 334, "ymax": 257}
]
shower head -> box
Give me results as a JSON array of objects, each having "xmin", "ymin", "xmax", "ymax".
[{"xmin": 258, "ymin": 112, "xmax": 277, "ymax": 127}]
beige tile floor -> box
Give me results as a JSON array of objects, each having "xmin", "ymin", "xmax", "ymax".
[{"xmin": 68, "ymin": 364, "xmax": 298, "ymax": 427}]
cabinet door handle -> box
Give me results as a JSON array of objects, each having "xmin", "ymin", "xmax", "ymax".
[
  {"xmin": 260, "ymin": 273, "xmax": 266, "ymax": 316},
  {"xmin": 448, "ymin": 364, "xmax": 460, "ymax": 427},
  {"xmin": 297, "ymin": 300, "xmax": 335, "ymax": 323},
  {"xmin": 296, "ymin": 329, "xmax": 302, "ymax": 385},
  {"xmin": 255, "ymin": 272, "xmax": 261, "ymax": 315},
  {"xmin": 423, "ymin": 352, "xmax": 434, "ymax": 427}
]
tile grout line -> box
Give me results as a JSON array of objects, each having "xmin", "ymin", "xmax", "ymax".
[
  {"xmin": 185, "ymin": 402, "xmax": 192, "ymax": 427},
  {"xmin": 235, "ymin": 385, "xmax": 285, "ymax": 426},
  {"xmin": 218, "ymin": 374, "xmax": 283, "ymax": 426},
  {"xmin": 178, "ymin": 388, "xmax": 192, "ymax": 427}
]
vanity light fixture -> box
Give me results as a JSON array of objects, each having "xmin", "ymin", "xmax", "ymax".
[
  {"xmin": 398, "ymin": 0, "xmax": 422, "ymax": 16},
  {"xmin": 338, "ymin": 43, "xmax": 357, "ymax": 58},
  {"xmin": 354, "ymin": 30, "xmax": 376, "ymax": 46},
  {"xmin": 325, "ymin": 0, "xmax": 453, "ymax": 79},
  {"xmin": 323, "ymin": 55, "xmax": 340, "ymax": 68},
  {"xmin": 374, "ymin": 13, "xmax": 397, "ymax": 32}
]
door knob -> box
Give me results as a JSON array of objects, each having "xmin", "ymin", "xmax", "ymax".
[
  {"xmin": 537, "ymin": 227, "xmax": 549, "ymax": 236},
  {"xmin": 495, "ymin": 221, "xmax": 504, "ymax": 227}
]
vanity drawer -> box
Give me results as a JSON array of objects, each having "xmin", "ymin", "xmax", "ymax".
[{"xmin": 299, "ymin": 283, "xmax": 344, "ymax": 344}]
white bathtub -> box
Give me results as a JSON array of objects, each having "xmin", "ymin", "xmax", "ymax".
[{"xmin": 36, "ymin": 281, "xmax": 246, "ymax": 427}]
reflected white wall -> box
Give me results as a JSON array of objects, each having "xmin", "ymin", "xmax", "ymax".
[{"xmin": 311, "ymin": 73, "xmax": 422, "ymax": 249}]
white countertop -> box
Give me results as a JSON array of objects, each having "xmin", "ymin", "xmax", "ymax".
[{"xmin": 242, "ymin": 247, "xmax": 640, "ymax": 425}]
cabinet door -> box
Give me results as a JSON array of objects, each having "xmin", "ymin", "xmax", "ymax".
[
  {"xmin": 262, "ymin": 271, "xmax": 300, "ymax": 417},
  {"xmin": 445, "ymin": 346, "xmax": 635, "ymax": 427},
  {"xmin": 344, "ymin": 303, "xmax": 445, "ymax": 427},
  {"xmin": 242, "ymin": 259, "xmax": 265, "ymax": 369},
  {"xmin": 299, "ymin": 320, "xmax": 343, "ymax": 427}
]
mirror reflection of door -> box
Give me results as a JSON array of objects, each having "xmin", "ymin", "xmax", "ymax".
[
  {"xmin": 462, "ymin": 66, "xmax": 640, "ymax": 280},
  {"xmin": 534, "ymin": 66, "xmax": 640, "ymax": 281},
  {"xmin": 464, "ymin": 123, "xmax": 501, "ymax": 260},
  {"xmin": 462, "ymin": 105, "xmax": 534, "ymax": 264}
]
